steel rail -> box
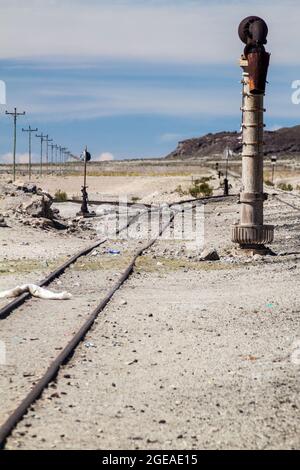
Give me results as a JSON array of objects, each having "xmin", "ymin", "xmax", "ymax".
[
  {"xmin": 61, "ymin": 193, "xmax": 237, "ymax": 208},
  {"xmin": 273, "ymin": 195, "xmax": 300, "ymax": 212},
  {"xmin": 0, "ymin": 194, "xmax": 235, "ymax": 321},
  {"xmin": 0, "ymin": 208, "xmax": 180, "ymax": 449},
  {"xmin": 0, "ymin": 209, "xmax": 146, "ymax": 321}
]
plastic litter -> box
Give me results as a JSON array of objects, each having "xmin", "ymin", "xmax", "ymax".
[
  {"xmin": 108, "ymin": 249, "xmax": 121, "ymax": 256},
  {"xmin": 0, "ymin": 284, "xmax": 72, "ymax": 300}
]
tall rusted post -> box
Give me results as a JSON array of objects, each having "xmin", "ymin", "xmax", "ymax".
[
  {"xmin": 232, "ymin": 16, "xmax": 274, "ymax": 251},
  {"xmin": 78, "ymin": 147, "xmax": 95, "ymax": 218}
]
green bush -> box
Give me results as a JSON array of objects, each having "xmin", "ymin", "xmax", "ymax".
[
  {"xmin": 189, "ymin": 181, "xmax": 213, "ymax": 198},
  {"xmin": 193, "ymin": 176, "xmax": 212, "ymax": 185},
  {"xmin": 264, "ymin": 180, "xmax": 274, "ymax": 187},
  {"xmin": 277, "ymin": 183, "xmax": 293, "ymax": 192},
  {"xmin": 55, "ymin": 189, "xmax": 68, "ymax": 202}
]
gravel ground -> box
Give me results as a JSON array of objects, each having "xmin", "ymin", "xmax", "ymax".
[
  {"xmin": 0, "ymin": 192, "xmax": 299, "ymax": 450},
  {"xmin": 0, "ymin": 211, "xmax": 151, "ymax": 425}
]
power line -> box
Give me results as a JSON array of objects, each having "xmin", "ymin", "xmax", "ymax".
[
  {"xmin": 44, "ymin": 136, "xmax": 53, "ymax": 175},
  {"xmin": 36, "ymin": 133, "xmax": 46, "ymax": 176},
  {"xmin": 54, "ymin": 145, "xmax": 59, "ymax": 171},
  {"xmin": 5, "ymin": 107, "xmax": 26, "ymax": 181},
  {"xmin": 50, "ymin": 143, "xmax": 56, "ymax": 174},
  {"xmin": 61, "ymin": 147, "xmax": 67, "ymax": 175},
  {"xmin": 22, "ymin": 126, "xmax": 38, "ymax": 180}
]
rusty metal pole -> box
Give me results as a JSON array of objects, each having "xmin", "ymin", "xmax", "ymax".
[
  {"xmin": 232, "ymin": 16, "xmax": 274, "ymax": 251},
  {"xmin": 77, "ymin": 147, "xmax": 95, "ymax": 218}
]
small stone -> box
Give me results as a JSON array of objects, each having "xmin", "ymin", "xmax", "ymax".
[{"xmin": 199, "ymin": 248, "xmax": 220, "ymax": 261}]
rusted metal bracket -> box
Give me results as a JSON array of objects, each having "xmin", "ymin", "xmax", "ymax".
[
  {"xmin": 240, "ymin": 107, "xmax": 266, "ymax": 112},
  {"xmin": 240, "ymin": 192, "xmax": 268, "ymax": 203},
  {"xmin": 238, "ymin": 16, "xmax": 270, "ymax": 94},
  {"xmin": 242, "ymin": 124, "xmax": 266, "ymax": 128}
]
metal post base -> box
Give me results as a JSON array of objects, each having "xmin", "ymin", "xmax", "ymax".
[
  {"xmin": 231, "ymin": 224, "xmax": 274, "ymax": 246},
  {"xmin": 76, "ymin": 185, "xmax": 96, "ymax": 218}
]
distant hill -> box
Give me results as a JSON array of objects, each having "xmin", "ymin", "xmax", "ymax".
[{"xmin": 165, "ymin": 125, "xmax": 300, "ymax": 160}]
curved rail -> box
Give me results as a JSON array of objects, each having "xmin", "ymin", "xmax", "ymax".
[
  {"xmin": 0, "ymin": 208, "xmax": 179, "ymax": 449},
  {"xmin": 0, "ymin": 209, "xmax": 145, "ymax": 321},
  {"xmin": 0, "ymin": 194, "xmax": 237, "ymax": 447},
  {"xmin": 272, "ymin": 194, "xmax": 300, "ymax": 212},
  {"xmin": 0, "ymin": 194, "xmax": 235, "ymax": 321}
]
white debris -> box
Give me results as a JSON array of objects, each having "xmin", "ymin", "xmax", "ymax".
[{"xmin": 0, "ymin": 284, "xmax": 72, "ymax": 300}]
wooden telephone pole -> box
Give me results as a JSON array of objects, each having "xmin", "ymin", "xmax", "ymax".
[
  {"xmin": 5, "ymin": 107, "xmax": 26, "ymax": 181},
  {"xmin": 50, "ymin": 143, "xmax": 56, "ymax": 174},
  {"xmin": 44, "ymin": 136, "xmax": 53, "ymax": 175},
  {"xmin": 60, "ymin": 147, "xmax": 67, "ymax": 175},
  {"xmin": 22, "ymin": 126, "xmax": 38, "ymax": 180},
  {"xmin": 36, "ymin": 133, "xmax": 45, "ymax": 176}
]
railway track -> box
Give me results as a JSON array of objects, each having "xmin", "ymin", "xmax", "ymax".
[
  {"xmin": 0, "ymin": 194, "xmax": 235, "ymax": 449},
  {"xmin": 0, "ymin": 194, "xmax": 235, "ymax": 322},
  {"xmin": 271, "ymin": 189, "xmax": 300, "ymax": 212},
  {"xmin": 0, "ymin": 208, "xmax": 146, "ymax": 320}
]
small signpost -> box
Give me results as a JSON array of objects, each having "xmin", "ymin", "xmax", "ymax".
[
  {"xmin": 223, "ymin": 147, "xmax": 231, "ymax": 196},
  {"xmin": 271, "ymin": 155, "xmax": 277, "ymax": 185},
  {"xmin": 78, "ymin": 147, "xmax": 95, "ymax": 218}
]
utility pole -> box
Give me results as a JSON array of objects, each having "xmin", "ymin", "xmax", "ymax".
[
  {"xmin": 22, "ymin": 125, "xmax": 38, "ymax": 180},
  {"xmin": 61, "ymin": 147, "xmax": 67, "ymax": 175},
  {"xmin": 50, "ymin": 143, "xmax": 55, "ymax": 174},
  {"xmin": 58, "ymin": 146, "xmax": 62, "ymax": 174},
  {"xmin": 5, "ymin": 107, "xmax": 26, "ymax": 181},
  {"xmin": 36, "ymin": 133, "xmax": 46, "ymax": 176},
  {"xmin": 65, "ymin": 151, "xmax": 69, "ymax": 175},
  {"xmin": 65, "ymin": 151, "xmax": 72, "ymax": 175},
  {"xmin": 54, "ymin": 145, "xmax": 59, "ymax": 172},
  {"xmin": 44, "ymin": 136, "xmax": 53, "ymax": 175},
  {"xmin": 232, "ymin": 16, "xmax": 274, "ymax": 252}
]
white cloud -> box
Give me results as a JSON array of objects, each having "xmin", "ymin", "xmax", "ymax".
[
  {"xmin": 0, "ymin": 152, "xmax": 39, "ymax": 164},
  {"xmin": 94, "ymin": 152, "xmax": 115, "ymax": 161},
  {"xmin": 6, "ymin": 77, "xmax": 298, "ymax": 123},
  {"xmin": 0, "ymin": 0, "xmax": 299, "ymax": 65},
  {"xmin": 8, "ymin": 81, "xmax": 240, "ymax": 121}
]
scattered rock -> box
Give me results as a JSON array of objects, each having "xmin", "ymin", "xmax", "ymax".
[
  {"xmin": 0, "ymin": 216, "xmax": 8, "ymax": 228},
  {"xmin": 199, "ymin": 248, "xmax": 220, "ymax": 261},
  {"xmin": 23, "ymin": 195, "xmax": 54, "ymax": 219}
]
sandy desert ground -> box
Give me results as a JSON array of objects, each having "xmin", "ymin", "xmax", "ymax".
[{"xmin": 0, "ymin": 161, "xmax": 299, "ymax": 450}]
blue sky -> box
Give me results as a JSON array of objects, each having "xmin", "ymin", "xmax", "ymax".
[{"xmin": 0, "ymin": 0, "xmax": 300, "ymax": 161}]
